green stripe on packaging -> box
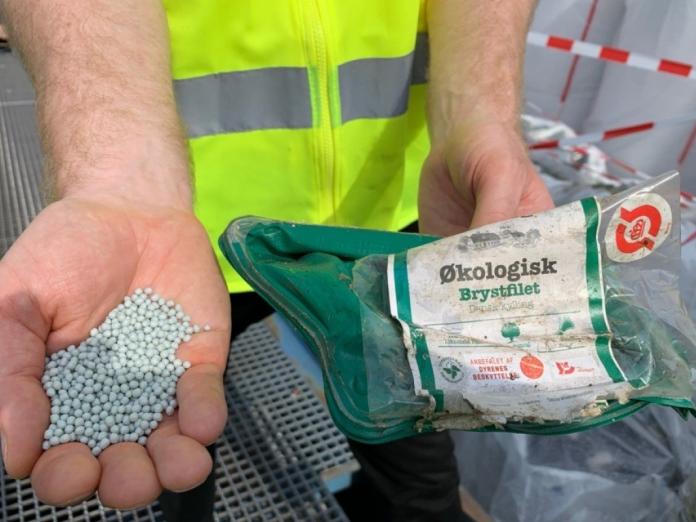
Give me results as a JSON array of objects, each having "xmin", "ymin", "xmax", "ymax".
[
  {"xmin": 433, "ymin": 390, "xmax": 444, "ymax": 412},
  {"xmin": 582, "ymin": 198, "xmax": 625, "ymax": 383},
  {"xmin": 581, "ymin": 197, "xmax": 610, "ymax": 335},
  {"xmin": 595, "ymin": 336, "xmax": 624, "ymax": 383},
  {"xmin": 393, "ymin": 252, "xmax": 412, "ymax": 322},
  {"xmin": 394, "ymin": 252, "xmax": 441, "ymax": 411},
  {"xmin": 409, "ymin": 328, "xmax": 443, "ymax": 412}
]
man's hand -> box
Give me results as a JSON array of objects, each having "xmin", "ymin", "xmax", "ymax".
[
  {"xmin": 421, "ymin": 0, "xmax": 551, "ymax": 236},
  {"xmin": 0, "ymin": 0, "xmax": 232, "ymax": 508},
  {"xmin": 418, "ymin": 119, "xmax": 553, "ymax": 235},
  {"xmin": 0, "ymin": 196, "xmax": 231, "ymax": 508}
]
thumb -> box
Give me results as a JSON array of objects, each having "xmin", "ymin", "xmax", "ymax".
[
  {"xmin": 0, "ymin": 270, "xmax": 50, "ymax": 478},
  {"xmin": 467, "ymin": 165, "xmax": 524, "ymax": 230}
]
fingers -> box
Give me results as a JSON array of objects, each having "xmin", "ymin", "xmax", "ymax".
[
  {"xmin": 0, "ymin": 271, "xmax": 51, "ymax": 478},
  {"xmin": 97, "ymin": 443, "xmax": 161, "ymax": 509},
  {"xmin": 0, "ymin": 376, "xmax": 49, "ymax": 478},
  {"xmin": 31, "ymin": 443, "xmax": 100, "ymax": 506},
  {"xmin": 31, "ymin": 431, "xmax": 207, "ymax": 509},
  {"xmin": 147, "ymin": 413, "xmax": 213, "ymax": 492},
  {"xmin": 176, "ymin": 363, "xmax": 227, "ymax": 446},
  {"xmin": 31, "ymin": 410, "xmax": 215, "ymax": 507},
  {"xmin": 172, "ymin": 293, "xmax": 229, "ymax": 446}
]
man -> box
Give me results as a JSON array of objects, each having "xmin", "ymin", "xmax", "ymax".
[
  {"xmin": 0, "ymin": 23, "xmax": 9, "ymax": 51},
  {"xmin": 0, "ymin": 1, "xmax": 552, "ymax": 520}
]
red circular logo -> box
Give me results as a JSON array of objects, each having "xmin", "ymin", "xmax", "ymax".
[
  {"xmin": 520, "ymin": 355, "xmax": 544, "ymax": 379},
  {"xmin": 614, "ymin": 204, "xmax": 661, "ymax": 254},
  {"xmin": 605, "ymin": 193, "xmax": 671, "ymax": 263}
]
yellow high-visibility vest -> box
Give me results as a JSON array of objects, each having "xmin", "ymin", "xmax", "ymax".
[{"xmin": 164, "ymin": 0, "xmax": 430, "ymax": 292}]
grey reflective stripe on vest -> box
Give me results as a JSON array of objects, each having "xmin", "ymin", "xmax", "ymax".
[
  {"xmin": 339, "ymin": 32, "xmax": 428, "ymax": 123},
  {"xmin": 174, "ymin": 67, "xmax": 312, "ymax": 138},
  {"xmin": 339, "ymin": 56, "xmax": 411, "ymax": 122},
  {"xmin": 175, "ymin": 34, "xmax": 429, "ymax": 136}
]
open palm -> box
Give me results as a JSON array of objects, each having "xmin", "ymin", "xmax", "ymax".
[{"xmin": 0, "ymin": 196, "xmax": 231, "ymax": 508}]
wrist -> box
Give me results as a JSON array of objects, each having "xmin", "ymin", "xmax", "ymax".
[
  {"xmin": 57, "ymin": 174, "xmax": 193, "ymax": 212},
  {"xmin": 428, "ymin": 99, "xmax": 522, "ymax": 149},
  {"xmin": 50, "ymin": 134, "xmax": 193, "ymax": 211},
  {"xmin": 428, "ymin": 110, "xmax": 526, "ymax": 163},
  {"xmin": 36, "ymin": 78, "xmax": 192, "ymax": 210}
]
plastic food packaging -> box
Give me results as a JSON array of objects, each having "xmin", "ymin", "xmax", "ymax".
[{"xmin": 219, "ymin": 171, "xmax": 696, "ymax": 444}]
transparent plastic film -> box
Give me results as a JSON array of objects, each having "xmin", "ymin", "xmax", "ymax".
[
  {"xmin": 218, "ymin": 172, "xmax": 696, "ymax": 443},
  {"xmin": 385, "ymin": 171, "xmax": 695, "ymax": 425}
]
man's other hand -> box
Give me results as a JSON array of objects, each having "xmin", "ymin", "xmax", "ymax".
[
  {"xmin": 0, "ymin": 196, "xmax": 231, "ymax": 509},
  {"xmin": 418, "ymin": 119, "xmax": 554, "ymax": 236}
]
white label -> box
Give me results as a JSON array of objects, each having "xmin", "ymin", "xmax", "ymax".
[
  {"xmin": 604, "ymin": 192, "xmax": 672, "ymax": 263},
  {"xmin": 388, "ymin": 199, "xmax": 632, "ymax": 421}
]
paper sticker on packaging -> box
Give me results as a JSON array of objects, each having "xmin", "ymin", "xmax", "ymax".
[
  {"xmin": 387, "ymin": 198, "xmax": 633, "ymax": 420},
  {"xmin": 604, "ymin": 192, "xmax": 672, "ymax": 263}
]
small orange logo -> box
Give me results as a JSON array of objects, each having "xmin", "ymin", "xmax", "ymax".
[
  {"xmin": 520, "ymin": 355, "xmax": 544, "ymax": 379},
  {"xmin": 555, "ymin": 361, "xmax": 576, "ymax": 375}
]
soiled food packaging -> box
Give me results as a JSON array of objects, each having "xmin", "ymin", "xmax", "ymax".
[{"xmin": 219, "ymin": 171, "xmax": 696, "ymax": 443}]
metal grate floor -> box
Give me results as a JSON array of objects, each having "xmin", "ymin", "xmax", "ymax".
[
  {"xmin": 0, "ymin": 50, "xmax": 353, "ymax": 521},
  {"xmin": 0, "ymin": 52, "xmax": 43, "ymax": 256},
  {"xmin": 214, "ymin": 323, "xmax": 354, "ymax": 521}
]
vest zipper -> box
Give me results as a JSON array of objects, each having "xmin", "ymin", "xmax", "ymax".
[{"xmin": 303, "ymin": 0, "xmax": 337, "ymax": 223}]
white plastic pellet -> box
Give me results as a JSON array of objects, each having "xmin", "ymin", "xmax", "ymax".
[{"xmin": 40, "ymin": 289, "xmax": 199, "ymax": 453}]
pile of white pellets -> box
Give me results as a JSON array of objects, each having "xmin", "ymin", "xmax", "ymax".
[{"xmin": 41, "ymin": 288, "xmax": 210, "ymax": 456}]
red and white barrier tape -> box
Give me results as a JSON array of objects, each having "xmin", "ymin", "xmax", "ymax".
[
  {"xmin": 528, "ymin": 111, "xmax": 696, "ymax": 150},
  {"xmin": 528, "ymin": 31, "xmax": 696, "ymax": 80},
  {"xmin": 577, "ymin": 151, "xmax": 696, "ymax": 211},
  {"xmin": 684, "ymin": 229, "xmax": 696, "ymax": 246},
  {"xmin": 535, "ymin": 144, "xmax": 696, "ymax": 244}
]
